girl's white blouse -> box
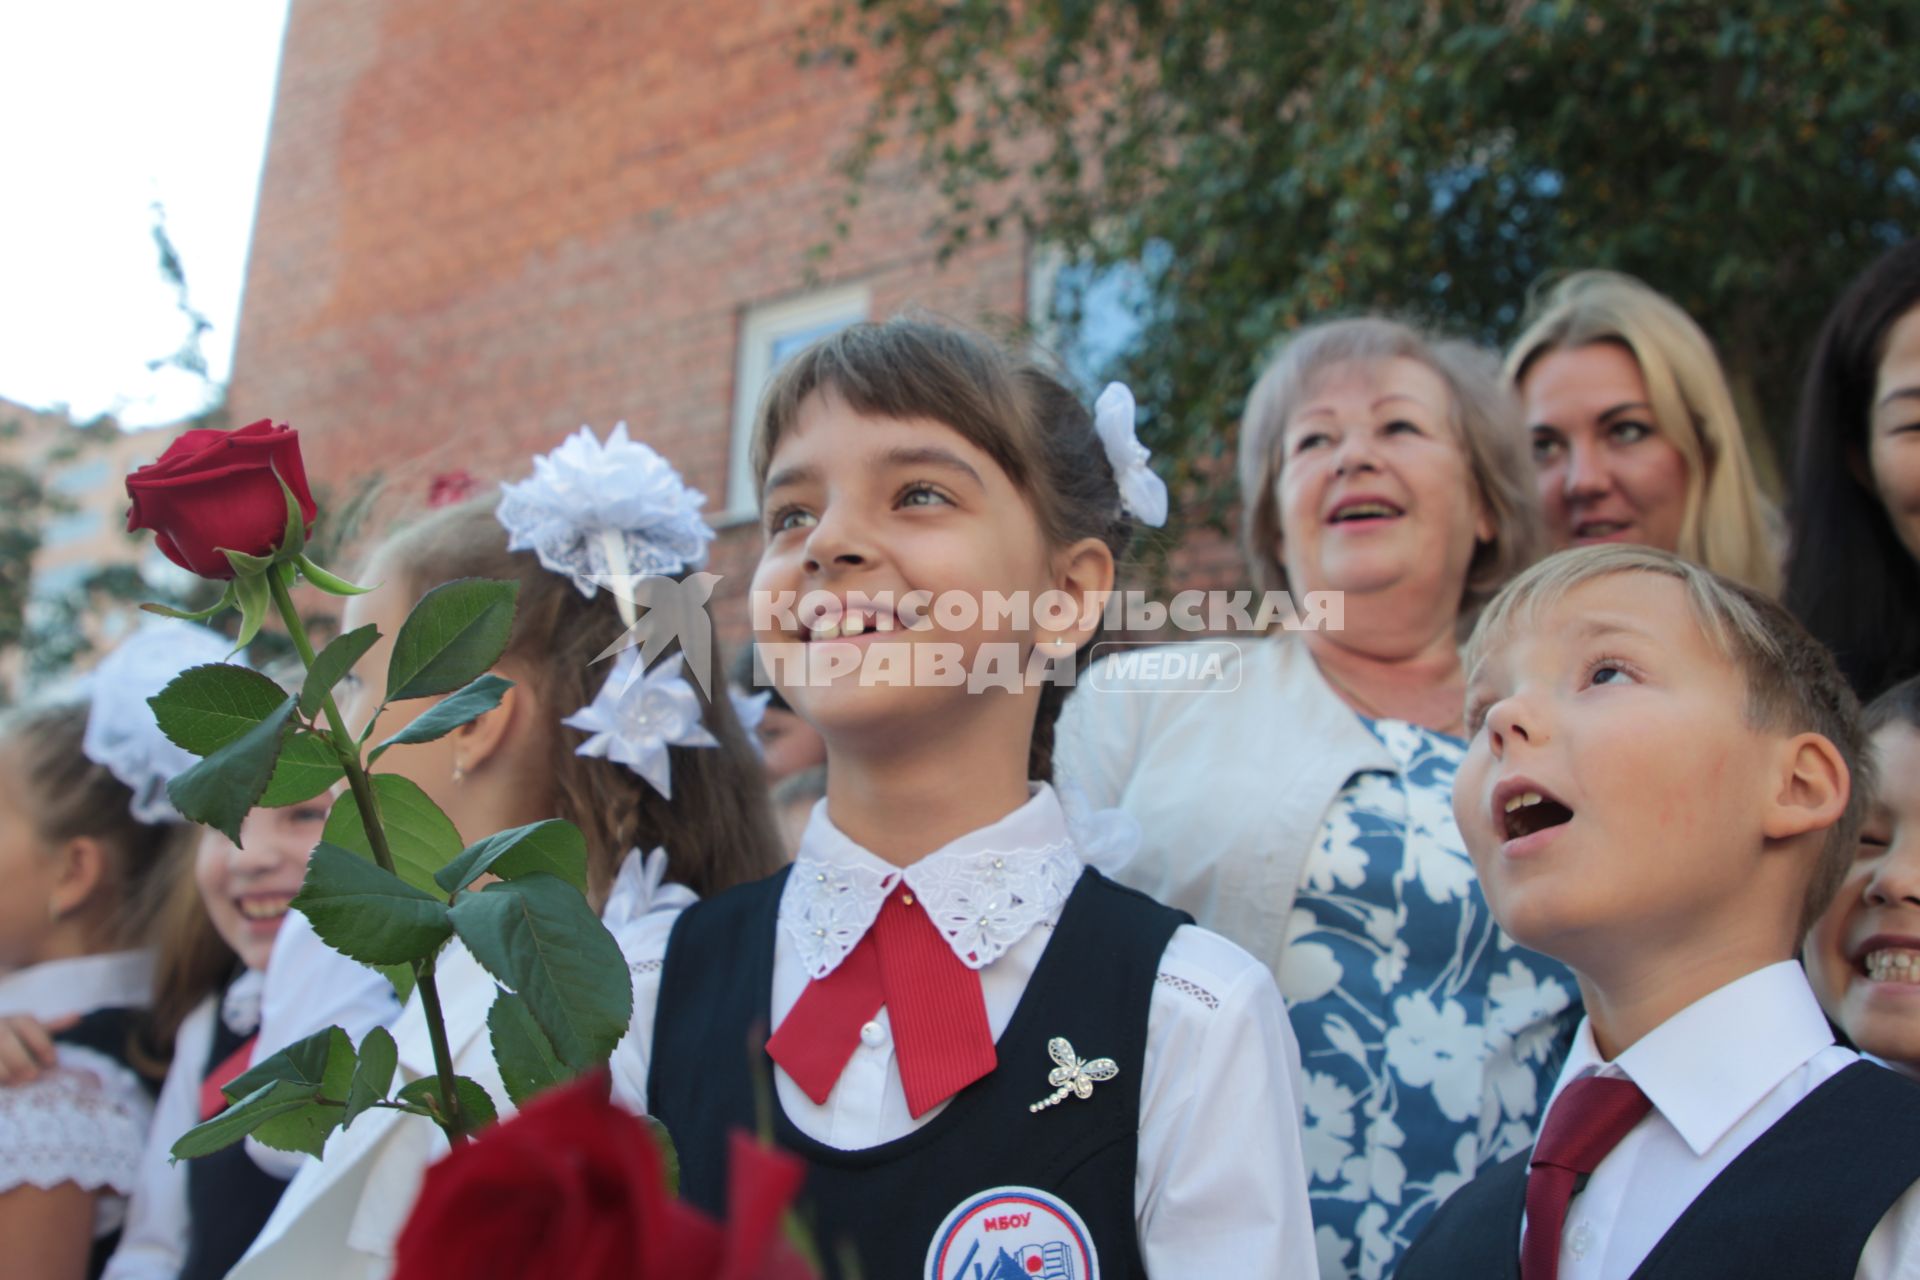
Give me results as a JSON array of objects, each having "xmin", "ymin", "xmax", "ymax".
[
  {"xmin": 0, "ymin": 950, "xmax": 157, "ymax": 1241},
  {"xmin": 611, "ymin": 785, "xmax": 1319, "ymax": 1280}
]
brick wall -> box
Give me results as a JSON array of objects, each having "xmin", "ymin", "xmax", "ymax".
[{"xmin": 229, "ymin": 0, "xmax": 1242, "ymax": 649}]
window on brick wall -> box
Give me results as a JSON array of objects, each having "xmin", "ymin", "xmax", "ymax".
[
  {"xmin": 726, "ymin": 284, "xmax": 871, "ymax": 519},
  {"xmin": 1028, "ymin": 241, "xmax": 1169, "ymax": 397}
]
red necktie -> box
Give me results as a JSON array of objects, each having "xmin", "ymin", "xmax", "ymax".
[
  {"xmin": 199, "ymin": 1033, "xmax": 259, "ymax": 1120},
  {"xmin": 1521, "ymin": 1074, "xmax": 1653, "ymax": 1280},
  {"xmin": 767, "ymin": 885, "xmax": 997, "ymax": 1118}
]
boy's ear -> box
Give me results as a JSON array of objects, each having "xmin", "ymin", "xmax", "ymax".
[
  {"xmin": 452, "ymin": 669, "xmax": 529, "ymax": 774},
  {"xmin": 1760, "ymin": 732, "xmax": 1850, "ymax": 843},
  {"xmin": 49, "ymin": 836, "xmax": 109, "ymax": 920},
  {"xmin": 1053, "ymin": 536, "xmax": 1116, "ymax": 648}
]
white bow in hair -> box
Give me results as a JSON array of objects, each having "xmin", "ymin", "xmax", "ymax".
[
  {"xmin": 562, "ymin": 650, "xmax": 718, "ymax": 799},
  {"xmin": 495, "ymin": 423, "xmax": 716, "ymax": 626},
  {"xmin": 729, "ymin": 687, "xmax": 771, "ymax": 757},
  {"xmin": 1093, "ymin": 383, "xmax": 1168, "ymax": 528},
  {"xmin": 82, "ymin": 619, "xmax": 237, "ymax": 823}
]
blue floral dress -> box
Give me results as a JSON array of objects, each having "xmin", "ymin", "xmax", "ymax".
[{"xmin": 1281, "ymin": 718, "xmax": 1580, "ymax": 1280}]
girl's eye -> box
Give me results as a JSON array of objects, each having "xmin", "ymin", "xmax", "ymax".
[
  {"xmin": 1858, "ymin": 829, "xmax": 1893, "ymax": 856},
  {"xmin": 768, "ymin": 506, "xmax": 817, "ymax": 534},
  {"xmin": 1530, "ymin": 431, "xmax": 1566, "ymax": 465},
  {"xmin": 897, "ymin": 483, "xmax": 952, "ymax": 509},
  {"xmin": 1610, "ymin": 420, "xmax": 1654, "ymax": 445},
  {"xmin": 291, "ymin": 805, "xmax": 329, "ymax": 824}
]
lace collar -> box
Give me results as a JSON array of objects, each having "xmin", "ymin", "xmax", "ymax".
[
  {"xmin": 0, "ymin": 949, "xmax": 154, "ymax": 1019},
  {"xmin": 222, "ymin": 967, "xmax": 266, "ymax": 1036},
  {"xmin": 780, "ymin": 784, "xmax": 1084, "ymax": 980}
]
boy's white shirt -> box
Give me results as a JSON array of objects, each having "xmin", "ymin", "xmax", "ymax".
[
  {"xmin": 611, "ymin": 784, "xmax": 1318, "ymax": 1280},
  {"xmin": 1523, "ymin": 961, "xmax": 1920, "ymax": 1280},
  {"xmin": 227, "ymin": 855, "xmax": 693, "ymax": 1280}
]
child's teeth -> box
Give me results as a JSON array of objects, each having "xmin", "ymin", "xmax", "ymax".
[
  {"xmin": 1503, "ymin": 792, "xmax": 1544, "ymax": 814},
  {"xmin": 1865, "ymin": 949, "xmax": 1920, "ymax": 984},
  {"xmin": 810, "ymin": 622, "xmax": 841, "ymax": 641},
  {"xmin": 843, "ymin": 614, "xmax": 866, "ymax": 637}
]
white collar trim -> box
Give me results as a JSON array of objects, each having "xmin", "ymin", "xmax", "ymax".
[
  {"xmin": 0, "ymin": 949, "xmax": 154, "ymax": 1019},
  {"xmin": 780, "ymin": 785, "xmax": 1084, "ymax": 979}
]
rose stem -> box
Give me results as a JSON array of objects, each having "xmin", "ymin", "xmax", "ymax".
[{"xmin": 268, "ymin": 571, "xmax": 470, "ymax": 1147}]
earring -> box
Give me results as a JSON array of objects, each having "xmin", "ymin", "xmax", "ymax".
[
  {"xmin": 451, "ymin": 757, "xmax": 466, "ymax": 784},
  {"xmin": 1041, "ymin": 635, "xmax": 1076, "ymax": 657}
]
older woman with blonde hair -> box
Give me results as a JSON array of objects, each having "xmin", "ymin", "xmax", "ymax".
[
  {"xmin": 1058, "ymin": 316, "xmax": 1577, "ymax": 1279},
  {"xmin": 1506, "ymin": 269, "xmax": 1781, "ymax": 593}
]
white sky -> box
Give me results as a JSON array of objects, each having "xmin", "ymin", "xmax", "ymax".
[{"xmin": 0, "ymin": 2, "xmax": 291, "ymax": 429}]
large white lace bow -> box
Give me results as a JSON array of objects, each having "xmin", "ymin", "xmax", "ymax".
[
  {"xmin": 563, "ymin": 651, "xmax": 717, "ymax": 798},
  {"xmin": 495, "ymin": 422, "xmax": 716, "ymax": 605},
  {"xmin": 81, "ymin": 619, "xmax": 235, "ymax": 823},
  {"xmin": 780, "ymin": 839, "xmax": 1083, "ymax": 980},
  {"xmin": 1093, "ymin": 382, "xmax": 1168, "ymax": 529}
]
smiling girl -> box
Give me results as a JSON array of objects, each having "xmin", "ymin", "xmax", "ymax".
[{"xmin": 617, "ymin": 319, "xmax": 1314, "ymax": 1279}]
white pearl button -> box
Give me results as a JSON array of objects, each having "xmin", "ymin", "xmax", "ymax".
[
  {"xmin": 1568, "ymin": 1221, "xmax": 1593, "ymax": 1260},
  {"xmin": 859, "ymin": 1020, "xmax": 887, "ymax": 1048}
]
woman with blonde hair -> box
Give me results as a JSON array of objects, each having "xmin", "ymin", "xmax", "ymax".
[
  {"xmin": 1505, "ymin": 269, "xmax": 1780, "ymax": 593},
  {"xmin": 1059, "ymin": 316, "xmax": 1577, "ymax": 1277}
]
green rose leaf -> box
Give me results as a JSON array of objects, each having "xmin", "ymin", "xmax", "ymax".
[
  {"xmin": 341, "ymin": 1026, "xmax": 398, "ymax": 1131},
  {"xmin": 322, "ymin": 773, "xmax": 463, "ymax": 900},
  {"xmin": 396, "ymin": 1074, "xmax": 499, "ymax": 1131},
  {"xmin": 369, "ymin": 674, "xmax": 514, "ymax": 764},
  {"xmin": 296, "ymin": 553, "xmax": 375, "ymax": 598},
  {"xmin": 292, "ymin": 842, "xmax": 454, "ymax": 966},
  {"xmin": 487, "ymin": 989, "xmax": 568, "ymax": 1109},
  {"xmin": 165, "ymin": 694, "xmax": 297, "ymax": 843},
  {"xmin": 447, "ymin": 875, "xmax": 633, "ymax": 1070},
  {"xmin": 300, "ymin": 624, "xmax": 380, "ymax": 718},
  {"xmin": 171, "ymin": 1078, "xmax": 317, "ymax": 1160},
  {"xmin": 258, "ymin": 732, "xmax": 345, "ymax": 807},
  {"xmin": 648, "ymin": 1117, "xmax": 680, "ymax": 1199},
  {"xmin": 433, "ymin": 820, "xmax": 588, "ymax": 897},
  {"xmin": 384, "ymin": 579, "xmax": 518, "ymax": 703},
  {"xmin": 149, "ymin": 663, "xmax": 287, "ymax": 757},
  {"xmin": 201, "ymin": 1026, "xmax": 357, "ymax": 1157}
]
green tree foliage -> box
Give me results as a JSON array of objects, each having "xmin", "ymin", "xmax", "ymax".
[{"xmin": 817, "ymin": 1, "xmax": 1920, "ymax": 524}]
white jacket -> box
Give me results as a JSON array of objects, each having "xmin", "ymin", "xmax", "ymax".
[{"xmin": 1055, "ymin": 634, "xmax": 1393, "ymax": 977}]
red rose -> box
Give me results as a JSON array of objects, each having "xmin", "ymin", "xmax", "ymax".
[
  {"xmin": 426, "ymin": 469, "xmax": 480, "ymax": 508},
  {"xmin": 392, "ymin": 1072, "xmax": 815, "ymax": 1280},
  {"xmin": 125, "ymin": 419, "xmax": 318, "ymax": 579}
]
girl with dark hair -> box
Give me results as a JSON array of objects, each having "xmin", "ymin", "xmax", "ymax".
[
  {"xmin": 622, "ymin": 318, "xmax": 1314, "ymax": 1278},
  {"xmin": 1785, "ymin": 238, "xmax": 1920, "ymax": 697}
]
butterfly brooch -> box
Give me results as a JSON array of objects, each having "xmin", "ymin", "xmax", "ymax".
[{"xmin": 1028, "ymin": 1036, "xmax": 1119, "ymax": 1113}]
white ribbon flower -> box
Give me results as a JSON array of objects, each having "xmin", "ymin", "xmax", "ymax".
[
  {"xmin": 563, "ymin": 651, "xmax": 718, "ymax": 798},
  {"xmin": 729, "ymin": 687, "xmax": 770, "ymax": 756},
  {"xmin": 1093, "ymin": 382, "xmax": 1168, "ymax": 529},
  {"xmin": 81, "ymin": 619, "xmax": 236, "ymax": 823},
  {"xmin": 496, "ymin": 423, "xmax": 716, "ymax": 618}
]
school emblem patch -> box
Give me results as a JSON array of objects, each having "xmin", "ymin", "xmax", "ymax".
[{"xmin": 924, "ymin": 1185, "xmax": 1099, "ymax": 1280}]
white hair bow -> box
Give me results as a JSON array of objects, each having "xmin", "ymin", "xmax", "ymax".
[
  {"xmin": 1093, "ymin": 383, "xmax": 1168, "ymax": 529},
  {"xmin": 81, "ymin": 619, "xmax": 236, "ymax": 823},
  {"xmin": 562, "ymin": 651, "xmax": 717, "ymax": 799},
  {"xmin": 729, "ymin": 687, "xmax": 771, "ymax": 757},
  {"xmin": 496, "ymin": 423, "xmax": 716, "ymax": 627}
]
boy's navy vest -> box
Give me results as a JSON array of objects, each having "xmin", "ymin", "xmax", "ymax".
[
  {"xmin": 1395, "ymin": 1061, "xmax": 1920, "ymax": 1280},
  {"xmin": 177, "ymin": 992, "xmax": 292, "ymax": 1280},
  {"xmin": 53, "ymin": 1007, "xmax": 163, "ymax": 1280},
  {"xmin": 649, "ymin": 865, "xmax": 1189, "ymax": 1280}
]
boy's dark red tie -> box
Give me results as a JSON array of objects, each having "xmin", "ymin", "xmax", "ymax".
[
  {"xmin": 1521, "ymin": 1074, "xmax": 1653, "ymax": 1280},
  {"xmin": 767, "ymin": 885, "xmax": 997, "ymax": 1118}
]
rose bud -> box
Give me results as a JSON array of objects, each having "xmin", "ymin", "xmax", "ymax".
[{"xmin": 126, "ymin": 420, "xmax": 318, "ymax": 580}]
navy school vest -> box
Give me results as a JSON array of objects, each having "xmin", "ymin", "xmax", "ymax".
[
  {"xmin": 52, "ymin": 1007, "xmax": 162, "ymax": 1280},
  {"xmin": 178, "ymin": 991, "xmax": 292, "ymax": 1280},
  {"xmin": 1393, "ymin": 1060, "xmax": 1920, "ymax": 1280},
  {"xmin": 649, "ymin": 865, "xmax": 1190, "ymax": 1280}
]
